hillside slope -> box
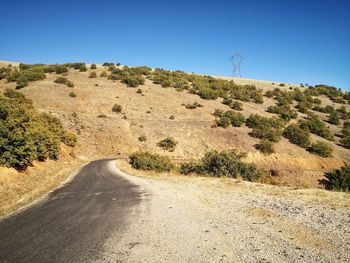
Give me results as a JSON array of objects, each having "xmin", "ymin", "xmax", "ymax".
[{"xmin": 1, "ymin": 61, "xmax": 349, "ymax": 188}]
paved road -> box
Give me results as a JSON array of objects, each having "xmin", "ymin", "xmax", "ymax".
[{"xmin": 0, "ymin": 159, "xmax": 141, "ymax": 263}]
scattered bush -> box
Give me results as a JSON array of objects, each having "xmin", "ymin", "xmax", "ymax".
[
  {"xmin": 307, "ymin": 141, "xmax": 333, "ymax": 157},
  {"xmin": 184, "ymin": 102, "xmax": 202, "ymax": 109},
  {"xmin": 341, "ymin": 122, "xmax": 350, "ymax": 149},
  {"xmin": 112, "ymin": 104, "xmax": 122, "ymax": 113},
  {"xmin": 320, "ymin": 164, "xmax": 350, "ymax": 191},
  {"xmin": 54, "ymin": 77, "xmax": 74, "ymax": 87},
  {"xmin": 100, "ymin": 71, "xmax": 108, "ymax": 77},
  {"xmin": 129, "ymin": 152, "xmax": 173, "ymax": 172},
  {"xmin": 69, "ymin": 92, "xmax": 77, "ymax": 97},
  {"xmin": 137, "ymin": 88, "xmax": 142, "ymax": 94},
  {"xmin": 283, "ymin": 124, "xmax": 311, "ymax": 148},
  {"xmin": 328, "ymin": 111, "xmax": 340, "ymax": 125},
  {"xmin": 89, "ymin": 72, "xmax": 97, "ymax": 78},
  {"xmin": 61, "ymin": 130, "xmax": 77, "ymax": 147},
  {"xmin": 121, "ymin": 75, "xmax": 145, "ymax": 87},
  {"xmin": 179, "ymin": 149, "xmax": 260, "ymax": 181},
  {"xmin": 157, "ymin": 137, "xmax": 178, "ymax": 152},
  {"xmin": 222, "ymin": 98, "xmax": 243, "ymax": 110},
  {"xmin": 55, "ymin": 65, "xmax": 68, "ymax": 74},
  {"xmin": 138, "ymin": 136, "xmax": 147, "ymax": 142},
  {"xmin": 267, "ymin": 104, "xmax": 297, "ymax": 121},
  {"xmin": 255, "ymin": 140, "xmax": 275, "ymax": 154},
  {"xmin": 3, "ymin": 88, "xmax": 26, "ymax": 100},
  {"xmin": 216, "ymin": 110, "xmax": 245, "ymax": 127},
  {"xmin": 79, "ymin": 64, "xmax": 87, "ymax": 72},
  {"xmin": 299, "ymin": 113, "xmax": 334, "ymax": 140},
  {"xmin": 90, "ymin": 64, "xmax": 97, "ymax": 69},
  {"xmin": 7, "ymin": 66, "xmax": 46, "ymax": 89},
  {"xmin": 16, "ymin": 76, "xmax": 29, "ymax": 89},
  {"xmin": 231, "ymin": 101, "xmax": 243, "ymax": 111},
  {"xmin": 103, "ymin": 62, "xmax": 114, "ymax": 67},
  {"xmin": 169, "ymin": 115, "xmax": 175, "ymax": 120},
  {"xmin": 246, "ymin": 114, "xmax": 284, "ymax": 142}
]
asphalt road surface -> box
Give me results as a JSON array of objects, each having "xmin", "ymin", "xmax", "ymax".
[{"xmin": 0, "ymin": 159, "xmax": 141, "ymax": 263}]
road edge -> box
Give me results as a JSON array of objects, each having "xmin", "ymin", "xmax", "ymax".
[{"xmin": 0, "ymin": 162, "xmax": 85, "ymax": 222}]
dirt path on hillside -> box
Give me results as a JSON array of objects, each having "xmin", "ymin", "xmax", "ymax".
[{"xmin": 100, "ymin": 162, "xmax": 350, "ymax": 263}]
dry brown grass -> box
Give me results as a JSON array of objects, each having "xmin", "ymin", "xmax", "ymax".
[{"xmin": 0, "ymin": 146, "xmax": 83, "ymax": 218}]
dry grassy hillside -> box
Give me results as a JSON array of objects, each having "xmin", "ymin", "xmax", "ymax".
[{"xmin": 1, "ymin": 61, "xmax": 349, "ymax": 188}]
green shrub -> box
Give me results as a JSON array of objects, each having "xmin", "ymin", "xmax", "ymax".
[
  {"xmin": 7, "ymin": 66, "xmax": 46, "ymax": 89},
  {"xmin": 100, "ymin": 71, "xmax": 108, "ymax": 77},
  {"xmin": 231, "ymin": 101, "xmax": 243, "ymax": 111},
  {"xmin": 3, "ymin": 88, "xmax": 26, "ymax": 100},
  {"xmin": 313, "ymin": 98, "xmax": 322, "ymax": 105},
  {"xmin": 307, "ymin": 141, "xmax": 333, "ymax": 157},
  {"xmin": 213, "ymin": 109, "xmax": 224, "ymax": 117},
  {"xmin": 320, "ymin": 164, "xmax": 350, "ymax": 191},
  {"xmin": 90, "ymin": 64, "xmax": 97, "ymax": 69},
  {"xmin": 267, "ymin": 104, "xmax": 297, "ymax": 121},
  {"xmin": 197, "ymin": 87, "xmax": 221, "ymax": 100},
  {"xmin": 121, "ymin": 75, "xmax": 145, "ymax": 87},
  {"xmin": 137, "ymin": 88, "xmax": 142, "ymax": 94},
  {"xmin": 179, "ymin": 161, "xmax": 203, "ymax": 174},
  {"xmin": 129, "ymin": 152, "xmax": 173, "ymax": 172},
  {"xmin": 112, "ymin": 104, "xmax": 122, "ymax": 113},
  {"xmin": 179, "ymin": 149, "xmax": 260, "ymax": 181},
  {"xmin": 283, "ymin": 124, "xmax": 311, "ymax": 148},
  {"xmin": 246, "ymin": 114, "xmax": 284, "ymax": 142},
  {"xmin": 55, "ymin": 65, "xmax": 68, "ymax": 74},
  {"xmin": 216, "ymin": 110, "xmax": 245, "ymax": 127},
  {"xmin": 21, "ymin": 68, "xmax": 46, "ymax": 82},
  {"xmin": 246, "ymin": 114, "xmax": 285, "ymax": 130},
  {"xmin": 216, "ymin": 116, "xmax": 231, "ymax": 128},
  {"xmin": 89, "ymin": 72, "xmax": 97, "ymax": 78},
  {"xmin": 328, "ymin": 111, "xmax": 340, "ymax": 125},
  {"xmin": 16, "ymin": 76, "xmax": 29, "ymax": 89},
  {"xmin": 54, "ymin": 77, "xmax": 74, "ymax": 87},
  {"xmin": 103, "ymin": 62, "xmax": 114, "ymax": 67},
  {"xmin": 222, "ymin": 97, "xmax": 232, "ymax": 106},
  {"xmin": 296, "ymin": 100, "xmax": 313, "ymax": 113},
  {"xmin": 69, "ymin": 92, "xmax": 77, "ymax": 97},
  {"xmin": 337, "ymin": 106, "xmax": 350, "ymax": 120},
  {"xmin": 299, "ymin": 113, "xmax": 334, "ymax": 140},
  {"xmin": 157, "ymin": 137, "xmax": 178, "ymax": 152},
  {"xmin": 61, "ymin": 130, "xmax": 77, "ymax": 147},
  {"xmin": 251, "ymin": 91, "xmax": 264, "ymax": 104},
  {"xmin": 0, "ymin": 67, "xmax": 11, "ymax": 80},
  {"xmin": 184, "ymin": 102, "xmax": 202, "ymax": 109},
  {"xmin": 341, "ymin": 122, "xmax": 350, "ymax": 149},
  {"xmin": 79, "ymin": 64, "xmax": 87, "ymax": 72},
  {"xmin": 255, "ymin": 140, "xmax": 275, "ymax": 154}
]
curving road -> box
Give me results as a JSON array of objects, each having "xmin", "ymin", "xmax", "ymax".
[{"xmin": 0, "ymin": 159, "xmax": 141, "ymax": 263}]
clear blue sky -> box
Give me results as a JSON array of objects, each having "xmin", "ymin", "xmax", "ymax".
[{"xmin": 1, "ymin": 0, "xmax": 349, "ymax": 90}]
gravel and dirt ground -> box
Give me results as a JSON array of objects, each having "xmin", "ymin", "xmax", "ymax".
[
  {"xmin": 1, "ymin": 160, "xmax": 349, "ymax": 263},
  {"xmin": 99, "ymin": 160, "xmax": 350, "ymax": 263}
]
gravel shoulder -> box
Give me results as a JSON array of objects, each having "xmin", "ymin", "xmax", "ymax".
[{"xmin": 99, "ymin": 160, "xmax": 350, "ymax": 263}]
